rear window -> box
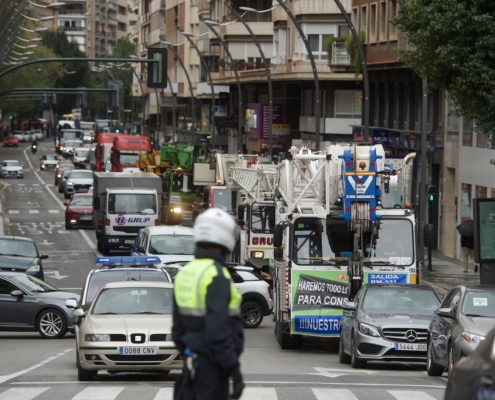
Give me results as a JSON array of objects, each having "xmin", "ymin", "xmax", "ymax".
[{"xmin": 84, "ymin": 270, "xmax": 170, "ymax": 305}]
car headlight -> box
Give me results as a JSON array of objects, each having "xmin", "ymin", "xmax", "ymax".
[
  {"xmin": 461, "ymin": 331, "xmax": 485, "ymax": 343},
  {"xmin": 67, "ymin": 182, "xmax": 73, "ymax": 186},
  {"xmin": 358, "ymin": 323, "xmax": 381, "ymax": 337},
  {"xmin": 27, "ymin": 265, "xmax": 41, "ymax": 272},
  {"xmin": 57, "ymin": 173, "xmax": 62, "ymax": 178},
  {"xmin": 84, "ymin": 334, "xmax": 111, "ymax": 342}
]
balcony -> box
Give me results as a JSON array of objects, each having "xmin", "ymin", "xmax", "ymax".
[
  {"xmin": 223, "ymin": 21, "xmax": 273, "ymax": 38},
  {"xmin": 290, "ymin": 58, "xmax": 332, "ymax": 74},
  {"xmin": 107, "ymin": 1, "xmax": 116, "ymax": 9},
  {"xmin": 197, "ymin": 82, "xmax": 230, "ymax": 95},
  {"xmin": 300, "ymin": 116, "xmax": 361, "ymax": 135},
  {"xmin": 291, "ymin": 0, "xmax": 352, "ymax": 15},
  {"xmin": 58, "ymin": 26, "xmax": 85, "ymax": 32},
  {"xmin": 331, "ymin": 42, "xmax": 350, "ymax": 65},
  {"xmin": 222, "ymin": 12, "xmax": 271, "ymax": 24}
]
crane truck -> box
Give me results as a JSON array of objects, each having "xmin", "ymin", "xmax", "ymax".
[{"xmin": 271, "ymin": 144, "xmax": 417, "ymax": 349}]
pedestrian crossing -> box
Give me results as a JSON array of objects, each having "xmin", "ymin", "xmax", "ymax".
[
  {"xmin": 0, "ymin": 386, "xmax": 446, "ymax": 400},
  {"xmin": 8, "ymin": 210, "xmax": 60, "ymax": 214}
]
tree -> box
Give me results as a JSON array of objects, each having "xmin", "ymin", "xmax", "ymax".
[{"xmin": 393, "ymin": 0, "xmax": 495, "ymax": 141}]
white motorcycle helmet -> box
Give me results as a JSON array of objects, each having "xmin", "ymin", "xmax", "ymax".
[{"xmin": 193, "ymin": 208, "xmax": 238, "ymax": 253}]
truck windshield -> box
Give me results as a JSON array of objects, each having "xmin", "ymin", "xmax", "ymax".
[
  {"xmin": 108, "ymin": 194, "xmax": 157, "ymax": 215},
  {"xmin": 148, "ymin": 235, "xmax": 195, "ymax": 255},
  {"xmin": 293, "ymin": 218, "xmax": 414, "ymax": 266},
  {"xmin": 213, "ymin": 189, "xmax": 236, "ymax": 213},
  {"xmin": 250, "ymin": 203, "xmax": 275, "ymax": 234},
  {"xmin": 171, "ymin": 173, "xmax": 194, "ymax": 193},
  {"xmin": 61, "ymin": 131, "xmax": 82, "ymax": 140},
  {"xmin": 117, "ymin": 154, "xmax": 140, "ymax": 165}
]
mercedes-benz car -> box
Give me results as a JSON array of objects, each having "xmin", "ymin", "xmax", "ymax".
[
  {"xmin": 40, "ymin": 154, "xmax": 59, "ymax": 171},
  {"xmin": 1, "ymin": 160, "xmax": 24, "ymax": 179},
  {"xmin": 73, "ymin": 281, "xmax": 182, "ymax": 381},
  {"xmin": 63, "ymin": 170, "xmax": 93, "ymax": 199},
  {"xmin": 339, "ymin": 284, "xmax": 441, "ymax": 368}
]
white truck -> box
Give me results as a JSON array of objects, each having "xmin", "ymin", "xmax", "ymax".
[
  {"xmin": 92, "ymin": 172, "xmax": 162, "ymax": 255},
  {"xmin": 269, "ymin": 144, "xmax": 418, "ymax": 349}
]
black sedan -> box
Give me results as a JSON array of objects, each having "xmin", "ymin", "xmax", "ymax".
[
  {"xmin": 0, "ymin": 272, "xmax": 80, "ymax": 339},
  {"xmin": 0, "ymin": 236, "xmax": 48, "ymax": 280},
  {"xmin": 445, "ymin": 326, "xmax": 495, "ymax": 400},
  {"xmin": 339, "ymin": 284, "xmax": 441, "ymax": 368}
]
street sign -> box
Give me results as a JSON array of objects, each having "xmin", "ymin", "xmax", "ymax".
[
  {"xmin": 474, "ymin": 198, "xmax": 495, "ymax": 263},
  {"xmin": 147, "ymin": 48, "xmax": 168, "ymax": 88}
]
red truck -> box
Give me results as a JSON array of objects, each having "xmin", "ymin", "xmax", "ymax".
[
  {"xmin": 92, "ymin": 133, "xmax": 124, "ymax": 172},
  {"xmin": 111, "ymin": 135, "xmax": 152, "ymax": 172}
]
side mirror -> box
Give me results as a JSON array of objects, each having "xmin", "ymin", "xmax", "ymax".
[
  {"xmin": 66, "ymin": 298, "xmax": 78, "ymax": 310},
  {"xmin": 237, "ymin": 205, "xmax": 245, "ymax": 222},
  {"xmin": 10, "ymin": 290, "xmax": 24, "ymax": 297},
  {"xmin": 73, "ymin": 308, "xmax": 85, "ymax": 317},
  {"xmin": 64, "ymin": 176, "xmax": 68, "ymax": 180},
  {"xmin": 40, "ymin": 254, "xmax": 49, "ymax": 259},
  {"xmin": 342, "ymin": 301, "xmax": 357, "ymax": 311},
  {"xmin": 436, "ymin": 307, "xmax": 454, "ymax": 318},
  {"xmin": 137, "ymin": 246, "xmax": 145, "ymax": 253},
  {"xmin": 273, "ymin": 224, "xmax": 284, "ymax": 248}
]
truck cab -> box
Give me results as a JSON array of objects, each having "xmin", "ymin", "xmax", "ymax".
[{"xmin": 111, "ymin": 136, "xmax": 152, "ymax": 172}]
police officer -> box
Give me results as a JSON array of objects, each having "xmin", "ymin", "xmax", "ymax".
[{"xmin": 172, "ymin": 208, "xmax": 245, "ymax": 400}]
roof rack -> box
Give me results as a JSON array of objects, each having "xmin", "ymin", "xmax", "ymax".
[{"xmin": 96, "ymin": 256, "xmax": 161, "ymax": 269}]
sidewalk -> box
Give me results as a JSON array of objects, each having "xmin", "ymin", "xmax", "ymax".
[{"xmin": 421, "ymin": 250, "xmax": 479, "ymax": 296}]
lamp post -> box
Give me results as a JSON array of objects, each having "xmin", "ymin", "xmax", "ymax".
[
  {"xmin": 161, "ymin": 40, "xmax": 196, "ymax": 139},
  {"xmin": 418, "ymin": 77, "xmax": 428, "ymax": 279},
  {"xmin": 179, "ymin": 28, "xmax": 216, "ymax": 147},
  {"xmin": 271, "ymin": 0, "xmax": 320, "ymax": 151},
  {"xmin": 201, "ymin": 16, "xmax": 243, "ymax": 153},
  {"xmin": 20, "ymin": 14, "xmax": 55, "ymax": 22},
  {"xmin": 226, "ymin": 2, "xmax": 273, "ymax": 159},
  {"xmin": 166, "ymin": 75, "xmax": 177, "ymax": 142}
]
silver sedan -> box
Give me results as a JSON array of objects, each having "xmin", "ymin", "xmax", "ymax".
[{"xmin": 339, "ymin": 284, "xmax": 441, "ymax": 368}]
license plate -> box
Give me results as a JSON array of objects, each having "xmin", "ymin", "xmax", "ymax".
[
  {"xmin": 119, "ymin": 346, "xmax": 157, "ymax": 355},
  {"xmin": 80, "ymin": 216, "xmax": 92, "ymax": 220},
  {"xmin": 125, "ymin": 240, "xmax": 134, "ymax": 245},
  {"xmin": 395, "ymin": 343, "xmax": 427, "ymax": 351},
  {"xmin": 8, "ymin": 172, "xmax": 16, "ymax": 175}
]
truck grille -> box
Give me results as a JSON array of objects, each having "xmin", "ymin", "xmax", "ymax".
[
  {"xmin": 381, "ymin": 328, "xmax": 428, "ymax": 343},
  {"xmin": 113, "ymin": 226, "xmax": 145, "ymax": 234}
]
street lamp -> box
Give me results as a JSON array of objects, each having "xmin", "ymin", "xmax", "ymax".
[
  {"xmin": 27, "ymin": 0, "xmax": 66, "ymax": 8},
  {"xmin": 201, "ymin": 17, "xmax": 243, "ymax": 153},
  {"xmin": 11, "ymin": 50, "xmax": 33, "ymax": 56},
  {"xmin": 226, "ymin": 2, "xmax": 273, "ymax": 159},
  {"xmin": 20, "ymin": 14, "xmax": 55, "ymax": 22},
  {"xmin": 14, "ymin": 43, "xmax": 38, "ymax": 49},
  {"xmin": 160, "ymin": 40, "xmax": 196, "ymax": 136},
  {"xmin": 19, "ymin": 26, "xmax": 49, "ymax": 33},
  {"xmin": 179, "ymin": 28, "xmax": 217, "ymax": 146}
]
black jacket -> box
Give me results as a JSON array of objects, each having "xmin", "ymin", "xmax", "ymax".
[
  {"xmin": 461, "ymin": 235, "xmax": 474, "ymax": 249},
  {"xmin": 172, "ymin": 247, "xmax": 244, "ymax": 375}
]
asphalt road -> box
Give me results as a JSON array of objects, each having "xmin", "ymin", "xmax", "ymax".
[{"xmin": 0, "ymin": 141, "xmax": 448, "ymax": 400}]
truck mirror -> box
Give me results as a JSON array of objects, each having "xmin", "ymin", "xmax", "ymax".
[
  {"xmin": 237, "ymin": 205, "xmax": 245, "ymax": 222},
  {"xmin": 203, "ymin": 188, "xmax": 210, "ymax": 207},
  {"xmin": 94, "ymin": 197, "xmax": 100, "ymax": 210},
  {"xmin": 273, "ymin": 224, "xmax": 284, "ymax": 248}
]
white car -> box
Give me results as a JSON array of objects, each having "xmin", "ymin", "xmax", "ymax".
[
  {"xmin": 63, "ymin": 139, "xmax": 84, "ymax": 158},
  {"xmin": 13, "ymin": 131, "xmax": 23, "ymax": 142},
  {"xmin": 82, "ymin": 130, "xmax": 94, "ymax": 144},
  {"xmin": 73, "ymin": 281, "xmax": 182, "ymax": 381},
  {"xmin": 32, "ymin": 130, "xmax": 44, "ymax": 140},
  {"xmin": 132, "ymin": 226, "xmax": 195, "ymax": 265},
  {"xmin": 40, "ymin": 154, "xmax": 59, "ymax": 170},
  {"xmin": 21, "ymin": 132, "xmax": 31, "ymax": 142},
  {"xmin": 73, "ymin": 147, "xmax": 90, "ymax": 169},
  {"xmin": 1, "ymin": 160, "xmax": 24, "ymax": 179}
]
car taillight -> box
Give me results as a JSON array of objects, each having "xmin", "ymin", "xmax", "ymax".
[
  {"xmin": 105, "ymin": 219, "xmax": 110, "ymax": 226},
  {"xmin": 155, "ymin": 219, "xmax": 161, "ymax": 226}
]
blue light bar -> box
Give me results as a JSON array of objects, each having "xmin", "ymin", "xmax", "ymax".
[{"xmin": 95, "ymin": 256, "xmax": 161, "ymax": 267}]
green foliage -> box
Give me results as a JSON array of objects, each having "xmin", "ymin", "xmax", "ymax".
[
  {"xmin": 345, "ymin": 32, "xmax": 366, "ymax": 74},
  {"xmin": 325, "ymin": 36, "xmax": 348, "ymax": 63},
  {"xmin": 393, "ymin": 0, "xmax": 495, "ymax": 142}
]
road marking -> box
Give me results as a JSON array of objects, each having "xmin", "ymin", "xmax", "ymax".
[
  {"xmin": 44, "ymin": 270, "xmax": 68, "ymax": 280},
  {"xmin": 152, "ymin": 388, "xmax": 173, "ymax": 400},
  {"xmin": 28, "ymin": 210, "xmax": 39, "ymax": 214},
  {"xmin": 31, "ymin": 184, "xmax": 39, "ymax": 187},
  {"xmin": 79, "ymin": 229, "xmax": 96, "ymax": 249},
  {"xmin": 38, "ymin": 240, "xmax": 55, "ymax": 245},
  {"xmin": 309, "ymin": 367, "xmax": 377, "ymax": 378},
  {"xmin": 8, "ymin": 210, "xmax": 19, "ymax": 214},
  {"xmin": 48, "ymin": 210, "xmax": 60, "ymax": 213},
  {"xmin": 0, "ymin": 348, "xmax": 72, "ymax": 384},
  {"xmin": 242, "ymin": 388, "xmax": 278, "ymax": 400},
  {"xmin": 388, "ymin": 391, "xmax": 437, "ymax": 400},
  {"xmin": 22, "ymin": 147, "xmax": 46, "ymax": 185},
  {"xmin": 0, "ymin": 387, "xmax": 50, "ymax": 400},
  {"xmin": 17, "ymin": 184, "xmax": 25, "ymax": 187},
  {"xmin": 312, "ymin": 388, "xmax": 358, "ymax": 400},
  {"xmin": 72, "ymin": 386, "xmax": 125, "ymax": 400}
]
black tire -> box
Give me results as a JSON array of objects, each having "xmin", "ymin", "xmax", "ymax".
[
  {"xmin": 277, "ymin": 330, "xmax": 303, "ymax": 350},
  {"xmin": 241, "ymin": 301, "xmax": 263, "ymax": 328},
  {"xmin": 77, "ymin": 352, "xmax": 94, "ymax": 381},
  {"xmin": 339, "ymin": 334, "xmax": 351, "ymax": 364},
  {"xmin": 58, "ymin": 185, "xmax": 63, "ymax": 193},
  {"xmin": 350, "ymin": 334, "xmax": 367, "ymax": 368},
  {"xmin": 97, "ymin": 238, "xmax": 103, "ymax": 252},
  {"xmin": 102, "ymin": 242, "xmax": 110, "ymax": 256},
  {"xmin": 65, "ymin": 223, "xmax": 71, "ymax": 230},
  {"xmin": 426, "ymin": 337, "xmax": 444, "ymax": 376},
  {"xmin": 64, "ymin": 193, "xmax": 70, "ymax": 199},
  {"xmin": 36, "ymin": 308, "xmax": 67, "ymax": 339}
]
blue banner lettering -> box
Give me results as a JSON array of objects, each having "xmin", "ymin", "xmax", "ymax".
[{"xmin": 294, "ymin": 315, "xmax": 341, "ymax": 335}]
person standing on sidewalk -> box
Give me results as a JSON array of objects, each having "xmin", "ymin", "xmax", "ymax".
[
  {"xmin": 461, "ymin": 234, "xmax": 478, "ymax": 273},
  {"xmin": 172, "ymin": 208, "xmax": 245, "ymax": 400}
]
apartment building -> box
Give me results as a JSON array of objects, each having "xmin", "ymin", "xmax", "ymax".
[{"xmin": 57, "ymin": 0, "xmax": 87, "ymax": 53}]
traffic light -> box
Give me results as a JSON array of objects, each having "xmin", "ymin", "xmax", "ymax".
[
  {"xmin": 147, "ymin": 48, "xmax": 168, "ymax": 88},
  {"xmin": 428, "ymin": 186, "xmax": 436, "ymax": 202},
  {"xmin": 429, "ymin": 194, "xmax": 435, "ymax": 202},
  {"xmin": 9, "ymin": 114, "xmax": 13, "ymax": 120}
]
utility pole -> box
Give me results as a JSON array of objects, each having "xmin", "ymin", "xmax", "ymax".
[{"xmin": 418, "ymin": 77, "xmax": 428, "ymax": 282}]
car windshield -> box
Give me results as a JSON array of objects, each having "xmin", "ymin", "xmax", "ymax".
[
  {"xmin": 250, "ymin": 203, "xmax": 275, "ymax": 233},
  {"xmin": 69, "ymin": 171, "xmax": 93, "ymax": 180},
  {"xmin": 59, "ymin": 165, "xmax": 75, "ymax": 172},
  {"xmin": 62, "ymin": 132, "xmax": 81, "ymax": 140},
  {"xmin": 148, "ymin": 234, "xmax": 195, "ymax": 255},
  {"xmin": 92, "ymin": 287, "xmax": 173, "ymax": 315},
  {"xmin": 293, "ymin": 217, "xmax": 414, "ymax": 266},
  {"xmin": 85, "ymin": 270, "xmax": 169, "ymax": 304},
  {"xmin": 75, "ymin": 150, "xmax": 89, "ymax": 157},
  {"xmin": 44, "ymin": 155, "xmax": 58, "ymax": 161},
  {"xmin": 71, "ymin": 196, "xmax": 92, "ymax": 206},
  {"xmin": 213, "ymin": 189, "xmax": 236, "ymax": 213},
  {"xmin": 80, "ymin": 123, "xmax": 94, "ymax": 130},
  {"xmin": 462, "ymin": 291, "xmax": 495, "ymax": 317},
  {"xmin": 0, "ymin": 239, "xmax": 37, "ymax": 257},
  {"xmin": 3, "ymin": 161, "xmax": 20, "ymax": 167},
  {"xmin": 108, "ymin": 194, "xmax": 156, "ymax": 214},
  {"xmin": 117, "ymin": 154, "xmax": 140, "ymax": 165},
  {"xmin": 10, "ymin": 274, "xmax": 57, "ymax": 293},
  {"xmin": 362, "ymin": 287, "xmax": 440, "ymax": 313}
]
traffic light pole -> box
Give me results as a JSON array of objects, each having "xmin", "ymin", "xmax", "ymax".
[{"xmin": 418, "ymin": 77, "xmax": 428, "ymax": 280}]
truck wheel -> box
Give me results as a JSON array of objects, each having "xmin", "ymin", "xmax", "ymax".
[
  {"xmin": 102, "ymin": 242, "xmax": 110, "ymax": 256},
  {"xmin": 97, "ymin": 238, "xmax": 102, "ymax": 252},
  {"xmin": 277, "ymin": 330, "xmax": 303, "ymax": 350}
]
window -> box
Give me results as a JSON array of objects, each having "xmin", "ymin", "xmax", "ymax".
[
  {"xmin": 463, "ymin": 117, "xmax": 473, "ymax": 147},
  {"xmin": 363, "ymin": 287, "xmax": 440, "ymax": 312},
  {"xmin": 307, "ymin": 34, "xmax": 330, "ymax": 61},
  {"xmin": 250, "ymin": 204, "xmax": 275, "ymax": 234},
  {"xmin": 462, "ymin": 291, "xmax": 495, "ymax": 317},
  {"xmin": 360, "ymin": 6, "xmax": 367, "ymax": 37},
  {"xmin": 477, "ymin": 186, "xmax": 487, "ymax": 199},
  {"xmin": 108, "ymin": 194, "xmax": 156, "ymax": 215},
  {"xmin": 351, "ymin": 8, "xmax": 358, "ymax": 30},
  {"xmin": 0, "ymin": 279, "xmax": 17, "ymax": 295},
  {"xmin": 338, "ymin": 25, "xmax": 350, "ymax": 38},
  {"xmin": 389, "ymin": 1, "xmax": 398, "ymax": 39},
  {"xmin": 379, "ymin": 1, "xmax": 387, "ymax": 41},
  {"xmin": 118, "ymin": 5, "xmax": 126, "ymax": 15},
  {"xmin": 369, "ymin": 4, "xmax": 377, "ymax": 42},
  {"xmin": 335, "ymin": 91, "xmax": 362, "ymax": 118},
  {"xmin": 118, "ymin": 22, "xmax": 126, "ymax": 32}
]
